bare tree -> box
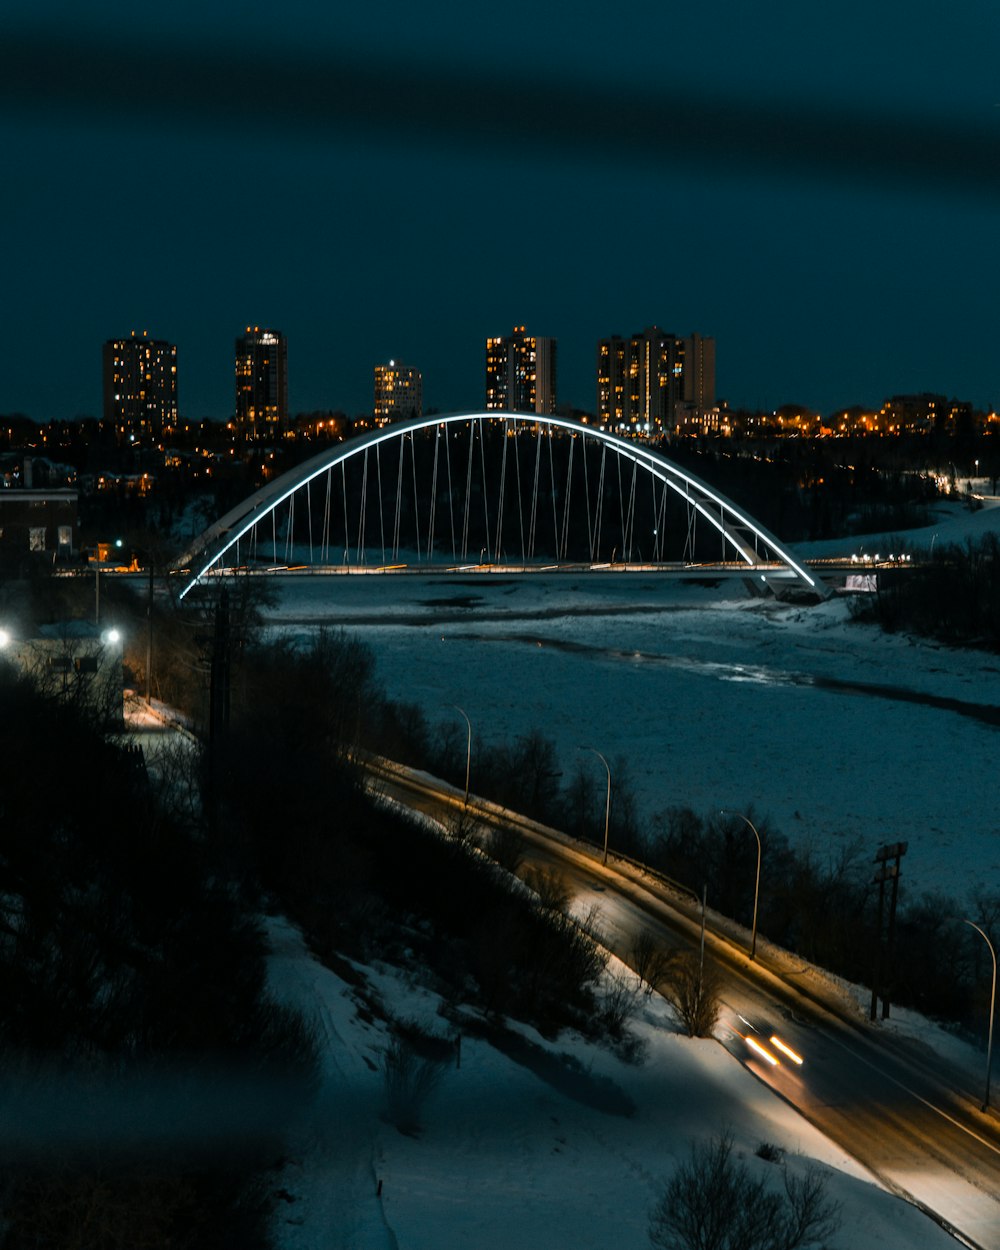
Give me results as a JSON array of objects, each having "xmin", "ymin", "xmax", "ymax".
[
  {"xmin": 630, "ymin": 931, "xmax": 675, "ymax": 996},
  {"xmin": 380, "ymin": 1036, "xmax": 447, "ymax": 1135},
  {"xmin": 523, "ymin": 865, "xmax": 570, "ymax": 912},
  {"xmin": 600, "ymin": 968, "xmax": 639, "ymax": 1036},
  {"xmin": 445, "ymin": 804, "xmax": 481, "ymax": 848},
  {"xmin": 649, "ymin": 1133, "xmax": 840, "ymax": 1250},
  {"xmin": 484, "ymin": 823, "xmax": 526, "ymax": 874},
  {"xmin": 661, "ymin": 951, "xmax": 721, "ymax": 1038}
]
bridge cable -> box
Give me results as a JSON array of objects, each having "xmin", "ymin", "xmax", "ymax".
[
  {"xmin": 393, "ymin": 434, "xmax": 404, "ymax": 561},
  {"xmin": 594, "ymin": 445, "xmax": 607, "ymax": 561},
  {"xmin": 528, "ymin": 423, "xmax": 542, "ymax": 560},
  {"xmin": 581, "ymin": 433, "xmax": 594, "ymax": 562},
  {"xmin": 427, "ymin": 424, "xmax": 440, "ymax": 560},
  {"xmin": 389, "ymin": 435, "xmax": 400, "ymax": 560},
  {"xmin": 321, "ymin": 466, "xmax": 332, "ymax": 563},
  {"xmin": 655, "ymin": 478, "xmax": 668, "ymax": 561},
  {"xmin": 495, "ymin": 418, "xmax": 508, "ymax": 563},
  {"xmin": 513, "ymin": 420, "xmax": 526, "ymax": 563},
  {"xmin": 357, "ymin": 448, "xmax": 369, "ymax": 563},
  {"xmin": 616, "ymin": 450, "xmax": 626, "ymax": 561},
  {"xmin": 478, "ymin": 418, "xmax": 491, "ymax": 561},
  {"xmin": 560, "ymin": 435, "xmax": 575, "ymax": 560},
  {"xmin": 410, "ymin": 433, "xmax": 422, "ymax": 561},
  {"xmin": 547, "ymin": 429, "xmax": 560, "ymax": 557},
  {"xmin": 444, "ymin": 427, "xmax": 457, "ymax": 561},
  {"xmin": 461, "ymin": 419, "xmax": 474, "ymax": 560},
  {"xmin": 306, "ymin": 480, "xmax": 314, "ymax": 564},
  {"xmin": 623, "ymin": 460, "xmax": 638, "ymax": 561},
  {"xmin": 342, "ymin": 461, "xmax": 350, "ymax": 564},
  {"xmin": 376, "ymin": 442, "xmax": 387, "ymax": 564}
]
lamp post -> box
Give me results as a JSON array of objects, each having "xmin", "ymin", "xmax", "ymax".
[
  {"xmin": 448, "ymin": 704, "xmax": 472, "ymax": 806},
  {"xmin": 581, "ymin": 747, "xmax": 611, "ymax": 865},
  {"xmin": 93, "ymin": 538, "xmax": 124, "ymax": 627},
  {"xmin": 135, "ymin": 550, "xmax": 155, "ymax": 705},
  {"xmin": 962, "ymin": 919, "xmax": 997, "ymax": 1111},
  {"xmin": 722, "ymin": 810, "xmax": 762, "ymax": 961}
]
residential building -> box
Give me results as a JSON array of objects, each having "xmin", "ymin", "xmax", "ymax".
[
  {"xmin": 102, "ymin": 330, "xmax": 178, "ymax": 438},
  {"xmin": 235, "ymin": 327, "xmax": 288, "ymax": 441},
  {"xmin": 485, "ymin": 326, "xmax": 557, "ymax": 414},
  {"xmin": 4, "ymin": 623, "xmax": 123, "ymax": 727},
  {"xmin": 597, "ymin": 327, "xmax": 715, "ymax": 435},
  {"xmin": 374, "ymin": 360, "xmax": 423, "ymax": 424},
  {"xmin": 0, "ymin": 456, "xmax": 77, "ymax": 558}
]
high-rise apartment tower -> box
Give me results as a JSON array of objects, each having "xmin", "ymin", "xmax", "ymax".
[
  {"xmin": 102, "ymin": 330, "xmax": 178, "ymax": 438},
  {"xmin": 235, "ymin": 326, "xmax": 288, "ymax": 441},
  {"xmin": 485, "ymin": 326, "xmax": 557, "ymax": 414},
  {"xmin": 374, "ymin": 360, "xmax": 423, "ymax": 423},
  {"xmin": 597, "ymin": 328, "xmax": 715, "ymax": 434}
]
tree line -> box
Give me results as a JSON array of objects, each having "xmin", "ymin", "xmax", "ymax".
[{"xmin": 0, "ymin": 664, "xmax": 317, "ymax": 1247}]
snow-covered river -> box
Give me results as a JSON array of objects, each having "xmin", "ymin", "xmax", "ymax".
[{"xmin": 261, "ymin": 562, "xmax": 1000, "ymax": 907}]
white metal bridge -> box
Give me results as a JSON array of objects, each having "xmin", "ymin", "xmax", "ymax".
[{"xmin": 174, "ymin": 412, "xmax": 817, "ymax": 599}]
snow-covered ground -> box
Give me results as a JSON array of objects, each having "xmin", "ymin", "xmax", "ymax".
[
  {"xmin": 246, "ymin": 498, "xmax": 1000, "ymax": 1248},
  {"xmin": 265, "ymin": 918, "xmax": 965, "ymax": 1250},
  {"xmin": 262, "ymin": 498, "xmax": 1000, "ymax": 907}
]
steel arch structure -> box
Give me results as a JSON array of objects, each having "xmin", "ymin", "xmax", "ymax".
[{"xmin": 174, "ymin": 412, "xmax": 816, "ymax": 598}]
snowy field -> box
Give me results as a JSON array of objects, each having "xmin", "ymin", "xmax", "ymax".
[
  {"xmin": 266, "ymin": 918, "xmax": 965, "ymax": 1250},
  {"xmin": 262, "ymin": 498, "xmax": 1000, "ymax": 907},
  {"xmin": 239, "ymin": 499, "xmax": 1000, "ymax": 1249}
]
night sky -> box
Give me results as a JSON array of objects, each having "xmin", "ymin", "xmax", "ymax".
[{"xmin": 2, "ymin": 2, "xmax": 998, "ymax": 423}]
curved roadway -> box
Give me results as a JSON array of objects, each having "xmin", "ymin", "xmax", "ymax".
[{"xmin": 373, "ymin": 759, "xmax": 1000, "ymax": 1250}]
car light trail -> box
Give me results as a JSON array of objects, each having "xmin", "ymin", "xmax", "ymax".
[
  {"xmin": 743, "ymin": 1035, "xmax": 779, "ymax": 1066},
  {"xmin": 770, "ymin": 1035, "xmax": 804, "ymax": 1065}
]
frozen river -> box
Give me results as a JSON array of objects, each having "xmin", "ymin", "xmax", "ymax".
[{"xmin": 261, "ymin": 563, "xmax": 1000, "ymax": 906}]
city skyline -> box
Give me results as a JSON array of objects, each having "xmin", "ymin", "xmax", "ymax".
[
  {"xmin": 2, "ymin": 4, "xmax": 998, "ymax": 423},
  {"xmin": 8, "ymin": 320, "xmax": 999, "ymax": 430}
]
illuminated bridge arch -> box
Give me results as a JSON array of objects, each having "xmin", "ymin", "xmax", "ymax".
[{"xmin": 174, "ymin": 412, "xmax": 816, "ymax": 598}]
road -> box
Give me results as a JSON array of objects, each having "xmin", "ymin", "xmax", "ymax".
[{"xmin": 373, "ymin": 759, "xmax": 1000, "ymax": 1250}]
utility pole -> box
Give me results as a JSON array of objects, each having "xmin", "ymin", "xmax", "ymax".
[
  {"xmin": 871, "ymin": 841, "xmax": 907, "ymax": 1021},
  {"xmin": 208, "ymin": 589, "xmax": 231, "ymax": 749},
  {"xmin": 145, "ymin": 556, "xmax": 154, "ymax": 705}
]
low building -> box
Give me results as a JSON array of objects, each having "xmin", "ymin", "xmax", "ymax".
[
  {"xmin": 0, "ymin": 475, "xmax": 78, "ymax": 559},
  {"xmin": 2, "ymin": 622, "xmax": 124, "ymax": 728}
]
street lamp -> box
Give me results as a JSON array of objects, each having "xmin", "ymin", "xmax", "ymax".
[
  {"xmin": 93, "ymin": 537, "xmax": 123, "ymax": 626},
  {"xmin": 962, "ymin": 919, "xmax": 997, "ymax": 1111},
  {"xmin": 581, "ymin": 746, "xmax": 611, "ymax": 866},
  {"xmin": 721, "ymin": 810, "xmax": 762, "ymax": 961},
  {"xmin": 447, "ymin": 704, "xmax": 472, "ymax": 806},
  {"xmin": 128, "ymin": 546, "xmax": 156, "ymax": 705}
]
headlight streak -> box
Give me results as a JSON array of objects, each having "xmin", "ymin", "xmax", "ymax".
[
  {"xmin": 743, "ymin": 1035, "xmax": 779, "ymax": 1066},
  {"xmin": 769, "ymin": 1035, "xmax": 804, "ymax": 1066}
]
